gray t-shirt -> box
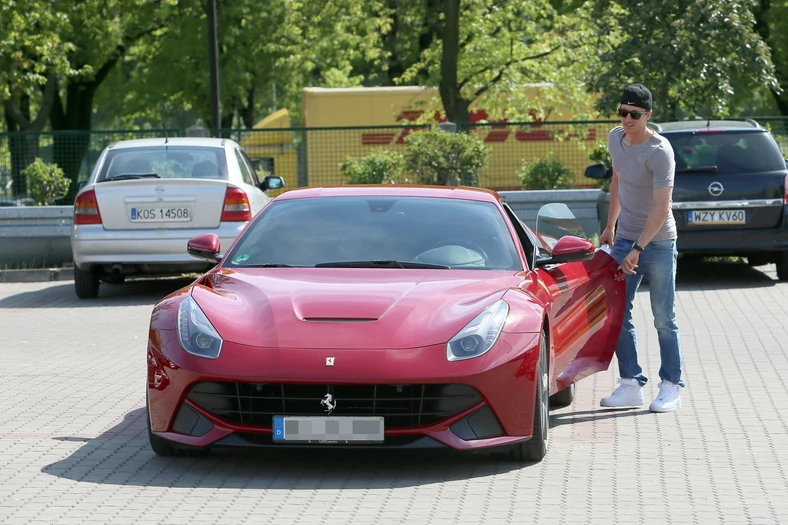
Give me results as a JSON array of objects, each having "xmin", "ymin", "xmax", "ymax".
[{"xmin": 608, "ymin": 126, "xmax": 677, "ymax": 242}]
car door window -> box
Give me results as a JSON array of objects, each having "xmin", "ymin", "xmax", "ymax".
[
  {"xmin": 502, "ymin": 202, "xmax": 535, "ymax": 270},
  {"xmin": 234, "ymin": 149, "xmax": 256, "ymax": 186}
]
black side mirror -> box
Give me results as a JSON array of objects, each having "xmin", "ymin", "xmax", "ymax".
[
  {"xmin": 260, "ymin": 176, "xmax": 285, "ymax": 192},
  {"xmin": 585, "ymin": 163, "xmax": 611, "ymax": 180}
]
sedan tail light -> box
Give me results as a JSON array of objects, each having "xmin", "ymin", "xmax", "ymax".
[
  {"xmin": 221, "ymin": 187, "xmax": 251, "ymax": 222},
  {"xmin": 74, "ymin": 190, "xmax": 102, "ymax": 225}
]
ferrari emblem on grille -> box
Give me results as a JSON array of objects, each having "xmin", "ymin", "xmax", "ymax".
[
  {"xmin": 325, "ymin": 357, "xmax": 335, "ymax": 366},
  {"xmin": 320, "ymin": 393, "xmax": 337, "ymax": 414}
]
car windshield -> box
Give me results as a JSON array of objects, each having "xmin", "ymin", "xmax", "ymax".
[
  {"xmin": 225, "ymin": 196, "xmax": 523, "ymax": 270},
  {"xmin": 665, "ymin": 131, "xmax": 786, "ymax": 173},
  {"xmin": 97, "ymin": 146, "xmax": 228, "ymax": 181}
]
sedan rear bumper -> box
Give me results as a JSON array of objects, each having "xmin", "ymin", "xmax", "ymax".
[
  {"xmin": 677, "ymin": 224, "xmax": 788, "ymax": 256},
  {"xmin": 71, "ymin": 222, "xmax": 246, "ymax": 269}
]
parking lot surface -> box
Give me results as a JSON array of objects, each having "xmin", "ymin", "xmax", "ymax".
[{"xmin": 1, "ymin": 260, "xmax": 787, "ymax": 525}]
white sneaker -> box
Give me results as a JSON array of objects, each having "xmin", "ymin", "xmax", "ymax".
[
  {"xmin": 600, "ymin": 378, "xmax": 644, "ymax": 407},
  {"xmin": 649, "ymin": 381, "xmax": 682, "ymax": 413}
]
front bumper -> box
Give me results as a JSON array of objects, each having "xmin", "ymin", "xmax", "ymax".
[{"xmin": 147, "ymin": 330, "xmax": 542, "ymax": 451}]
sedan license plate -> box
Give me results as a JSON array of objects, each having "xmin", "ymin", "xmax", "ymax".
[
  {"xmin": 130, "ymin": 207, "xmax": 192, "ymax": 222},
  {"xmin": 688, "ymin": 209, "xmax": 745, "ymax": 225},
  {"xmin": 272, "ymin": 416, "xmax": 384, "ymax": 443}
]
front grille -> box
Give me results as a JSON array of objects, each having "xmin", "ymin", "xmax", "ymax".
[{"xmin": 187, "ymin": 382, "xmax": 483, "ymax": 429}]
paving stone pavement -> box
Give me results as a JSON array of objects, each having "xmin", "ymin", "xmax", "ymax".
[{"xmin": 0, "ymin": 260, "xmax": 787, "ymax": 525}]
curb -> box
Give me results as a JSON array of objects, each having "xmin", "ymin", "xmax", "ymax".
[{"xmin": 0, "ymin": 268, "xmax": 74, "ymax": 283}]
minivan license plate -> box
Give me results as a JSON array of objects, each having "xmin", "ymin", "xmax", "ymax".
[
  {"xmin": 688, "ymin": 209, "xmax": 745, "ymax": 225},
  {"xmin": 130, "ymin": 207, "xmax": 191, "ymax": 222}
]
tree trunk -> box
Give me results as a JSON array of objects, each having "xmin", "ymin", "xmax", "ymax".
[
  {"xmin": 439, "ymin": 0, "xmax": 471, "ymax": 129},
  {"xmin": 50, "ymin": 82, "xmax": 95, "ymax": 202},
  {"xmin": 240, "ymin": 86, "xmax": 255, "ymax": 129}
]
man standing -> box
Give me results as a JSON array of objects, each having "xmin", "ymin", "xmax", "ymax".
[{"xmin": 599, "ymin": 83, "xmax": 685, "ymax": 413}]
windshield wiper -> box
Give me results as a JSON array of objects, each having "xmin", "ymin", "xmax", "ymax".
[
  {"xmin": 314, "ymin": 260, "xmax": 450, "ymax": 269},
  {"xmin": 677, "ymin": 165, "xmax": 717, "ymax": 173},
  {"xmin": 242, "ymin": 263, "xmax": 294, "ymax": 268},
  {"xmin": 101, "ymin": 173, "xmax": 161, "ymax": 182}
]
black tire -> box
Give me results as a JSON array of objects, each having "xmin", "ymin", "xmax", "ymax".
[
  {"xmin": 74, "ymin": 267, "xmax": 100, "ymax": 299},
  {"xmin": 550, "ymin": 383, "xmax": 575, "ymax": 408},
  {"xmin": 777, "ymin": 252, "xmax": 788, "ymax": 281},
  {"xmin": 506, "ymin": 330, "xmax": 549, "ymax": 462}
]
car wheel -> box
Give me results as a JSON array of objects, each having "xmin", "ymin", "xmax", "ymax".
[
  {"xmin": 777, "ymin": 252, "xmax": 788, "ymax": 281},
  {"xmin": 550, "ymin": 383, "xmax": 575, "ymax": 408},
  {"xmin": 506, "ymin": 329, "xmax": 549, "ymax": 462},
  {"xmin": 146, "ymin": 390, "xmax": 205, "ymax": 457},
  {"xmin": 74, "ymin": 267, "xmax": 100, "ymax": 299}
]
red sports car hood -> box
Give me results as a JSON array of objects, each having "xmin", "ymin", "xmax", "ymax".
[{"xmin": 191, "ymin": 268, "xmax": 525, "ymax": 349}]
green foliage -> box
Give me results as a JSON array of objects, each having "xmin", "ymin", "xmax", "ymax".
[
  {"xmin": 518, "ymin": 156, "xmax": 572, "ymax": 190},
  {"xmin": 588, "ymin": 142, "xmax": 611, "ymax": 191},
  {"xmin": 340, "ymin": 149, "xmax": 406, "ymax": 184},
  {"xmin": 590, "ymin": 0, "xmax": 777, "ymax": 120},
  {"xmin": 23, "ymin": 158, "xmax": 70, "ymax": 205},
  {"xmin": 396, "ymin": 0, "xmax": 600, "ymax": 125},
  {"xmin": 403, "ymin": 129, "xmax": 489, "ymax": 186}
]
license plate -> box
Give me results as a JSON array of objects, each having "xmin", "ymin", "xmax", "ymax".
[
  {"xmin": 272, "ymin": 416, "xmax": 384, "ymax": 443},
  {"xmin": 688, "ymin": 209, "xmax": 745, "ymax": 225},
  {"xmin": 130, "ymin": 207, "xmax": 192, "ymax": 222}
]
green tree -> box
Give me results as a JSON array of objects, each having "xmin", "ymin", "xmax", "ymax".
[
  {"xmin": 1, "ymin": 1, "xmax": 75, "ymax": 196},
  {"xmin": 590, "ymin": 0, "xmax": 777, "ymax": 120},
  {"xmin": 518, "ymin": 156, "xmax": 572, "ymax": 190},
  {"xmin": 397, "ymin": 0, "xmax": 600, "ymax": 127},
  {"xmin": 753, "ymin": 0, "xmax": 788, "ymax": 115}
]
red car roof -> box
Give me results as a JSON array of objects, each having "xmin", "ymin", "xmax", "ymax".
[{"xmin": 276, "ymin": 185, "xmax": 502, "ymax": 203}]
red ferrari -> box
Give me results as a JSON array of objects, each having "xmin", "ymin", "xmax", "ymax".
[{"xmin": 146, "ymin": 186, "xmax": 625, "ymax": 462}]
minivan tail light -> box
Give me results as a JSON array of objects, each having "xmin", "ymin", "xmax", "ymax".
[
  {"xmin": 221, "ymin": 187, "xmax": 251, "ymax": 221},
  {"xmin": 74, "ymin": 190, "xmax": 102, "ymax": 225},
  {"xmin": 784, "ymin": 174, "xmax": 788, "ymax": 205}
]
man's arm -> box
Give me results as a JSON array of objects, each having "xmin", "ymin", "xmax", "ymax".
[
  {"xmin": 600, "ymin": 169, "xmax": 621, "ymax": 246},
  {"xmin": 636, "ymin": 186, "xmax": 673, "ymax": 247}
]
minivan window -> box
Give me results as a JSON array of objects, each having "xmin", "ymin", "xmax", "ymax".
[{"xmin": 666, "ymin": 131, "xmax": 786, "ymax": 174}]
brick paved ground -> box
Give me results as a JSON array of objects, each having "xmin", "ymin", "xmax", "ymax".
[{"xmin": 0, "ymin": 260, "xmax": 787, "ymax": 524}]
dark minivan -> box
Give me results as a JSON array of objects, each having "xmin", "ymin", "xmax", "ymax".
[{"xmin": 587, "ymin": 119, "xmax": 788, "ymax": 281}]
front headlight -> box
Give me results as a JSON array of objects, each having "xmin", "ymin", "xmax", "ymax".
[
  {"xmin": 446, "ymin": 299, "xmax": 509, "ymax": 361},
  {"xmin": 177, "ymin": 296, "xmax": 223, "ymax": 359}
]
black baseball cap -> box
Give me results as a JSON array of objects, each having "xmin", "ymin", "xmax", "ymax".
[{"xmin": 620, "ymin": 83, "xmax": 652, "ymax": 111}]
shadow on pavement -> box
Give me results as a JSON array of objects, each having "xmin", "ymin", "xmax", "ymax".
[
  {"xmin": 550, "ymin": 408, "xmax": 652, "ymax": 429},
  {"xmin": 676, "ymin": 259, "xmax": 777, "ymax": 291},
  {"xmin": 0, "ymin": 277, "xmax": 195, "ymax": 309},
  {"xmin": 42, "ymin": 407, "xmax": 532, "ymax": 488}
]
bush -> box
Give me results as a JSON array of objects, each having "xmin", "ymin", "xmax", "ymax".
[
  {"xmin": 403, "ymin": 128, "xmax": 489, "ymax": 186},
  {"xmin": 23, "ymin": 159, "xmax": 70, "ymax": 205},
  {"xmin": 518, "ymin": 157, "xmax": 572, "ymax": 190},
  {"xmin": 340, "ymin": 149, "xmax": 406, "ymax": 184}
]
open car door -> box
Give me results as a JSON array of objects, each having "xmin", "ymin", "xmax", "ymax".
[{"xmin": 532, "ymin": 203, "xmax": 626, "ymax": 393}]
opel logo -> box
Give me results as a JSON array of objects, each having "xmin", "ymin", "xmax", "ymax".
[
  {"xmin": 155, "ymin": 186, "xmax": 165, "ymax": 194},
  {"xmin": 708, "ymin": 182, "xmax": 724, "ymax": 197}
]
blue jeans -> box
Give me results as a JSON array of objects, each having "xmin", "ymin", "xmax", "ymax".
[{"xmin": 610, "ymin": 237, "xmax": 685, "ymax": 387}]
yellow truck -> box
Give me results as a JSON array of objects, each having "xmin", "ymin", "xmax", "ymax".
[{"xmin": 241, "ymin": 86, "xmax": 611, "ymax": 190}]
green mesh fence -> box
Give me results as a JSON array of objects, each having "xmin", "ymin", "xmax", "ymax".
[
  {"xmin": 3, "ymin": 118, "xmax": 788, "ymax": 203},
  {"xmin": 0, "ymin": 130, "xmax": 179, "ymax": 201}
]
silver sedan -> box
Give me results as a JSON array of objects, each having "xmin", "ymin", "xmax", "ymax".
[{"xmin": 71, "ymin": 137, "xmax": 284, "ymax": 298}]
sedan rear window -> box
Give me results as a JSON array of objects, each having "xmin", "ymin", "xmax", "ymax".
[
  {"xmin": 226, "ymin": 196, "xmax": 523, "ymax": 270},
  {"xmin": 97, "ymin": 147, "xmax": 228, "ymax": 181},
  {"xmin": 666, "ymin": 131, "xmax": 786, "ymax": 174}
]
